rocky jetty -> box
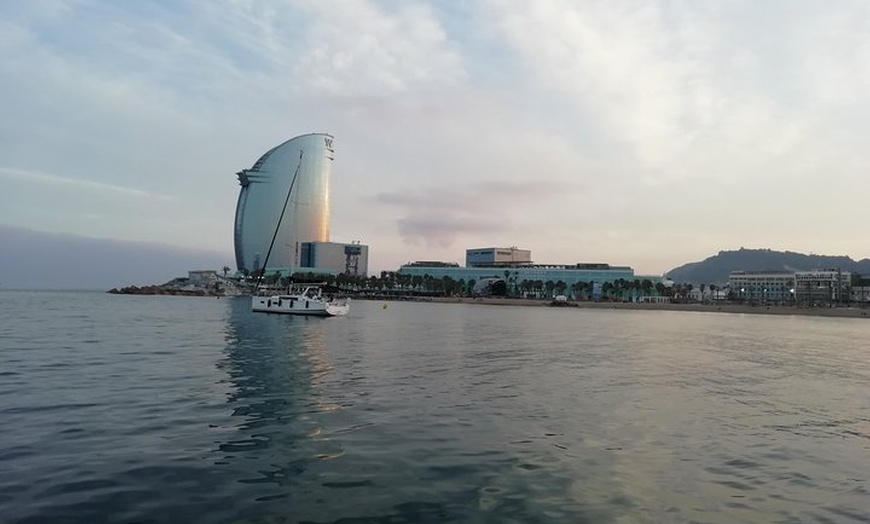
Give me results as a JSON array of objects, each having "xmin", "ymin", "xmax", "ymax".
[{"xmin": 107, "ymin": 285, "xmax": 215, "ymax": 296}]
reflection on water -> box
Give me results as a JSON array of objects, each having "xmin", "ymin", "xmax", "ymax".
[
  {"xmin": 224, "ymin": 302, "xmax": 633, "ymax": 524},
  {"xmin": 230, "ymin": 301, "xmax": 870, "ymax": 524},
  {"xmin": 212, "ymin": 298, "xmax": 345, "ymax": 516},
  {"xmin": 214, "ymin": 300, "xmax": 615, "ymax": 523}
]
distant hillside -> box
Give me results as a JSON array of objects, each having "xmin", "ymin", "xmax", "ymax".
[{"xmin": 666, "ymin": 248, "xmax": 870, "ymax": 285}]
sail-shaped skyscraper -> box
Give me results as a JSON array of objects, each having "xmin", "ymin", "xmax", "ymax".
[{"xmin": 233, "ymin": 133, "xmax": 334, "ymax": 274}]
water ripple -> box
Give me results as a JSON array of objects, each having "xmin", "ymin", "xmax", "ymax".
[{"xmin": 0, "ymin": 292, "xmax": 869, "ymax": 523}]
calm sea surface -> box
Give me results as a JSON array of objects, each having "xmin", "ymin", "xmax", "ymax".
[{"xmin": 1, "ymin": 290, "xmax": 868, "ymax": 523}]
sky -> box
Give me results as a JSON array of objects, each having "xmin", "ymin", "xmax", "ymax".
[{"xmin": 2, "ymin": 0, "xmax": 869, "ymax": 287}]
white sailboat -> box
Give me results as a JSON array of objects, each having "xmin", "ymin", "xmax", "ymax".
[{"xmin": 252, "ymin": 284, "xmax": 349, "ymax": 317}]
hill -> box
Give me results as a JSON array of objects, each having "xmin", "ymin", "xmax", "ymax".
[{"xmin": 666, "ymin": 248, "xmax": 870, "ymax": 285}]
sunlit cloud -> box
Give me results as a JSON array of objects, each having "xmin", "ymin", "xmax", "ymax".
[{"xmin": 375, "ymin": 180, "xmax": 573, "ymax": 247}]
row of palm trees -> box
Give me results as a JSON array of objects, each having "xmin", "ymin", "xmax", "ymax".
[
  {"xmin": 246, "ymin": 270, "xmax": 470, "ymax": 296},
  {"xmin": 232, "ymin": 267, "xmax": 848, "ymax": 305},
  {"xmin": 244, "ymin": 270, "xmax": 689, "ymax": 301}
]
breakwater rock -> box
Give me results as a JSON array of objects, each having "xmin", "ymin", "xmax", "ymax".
[{"xmin": 107, "ymin": 285, "xmax": 214, "ymax": 296}]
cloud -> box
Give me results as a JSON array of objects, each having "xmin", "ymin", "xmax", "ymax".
[
  {"xmin": 0, "ymin": 225, "xmax": 231, "ymax": 290},
  {"xmin": 2, "ymin": 0, "xmax": 870, "ymax": 280},
  {"xmin": 0, "ymin": 167, "xmax": 173, "ymax": 200},
  {"xmin": 482, "ymin": 2, "xmax": 726, "ymax": 172},
  {"xmin": 292, "ymin": 1, "xmax": 465, "ymax": 94},
  {"xmin": 184, "ymin": 0, "xmax": 464, "ymax": 96},
  {"xmin": 375, "ymin": 180, "xmax": 573, "ymax": 247},
  {"xmin": 479, "ymin": 0, "xmax": 856, "ymax": 184}
]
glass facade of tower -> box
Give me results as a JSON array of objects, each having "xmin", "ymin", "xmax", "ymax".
[{"xmin": 233, "ymin": 133, "xmax": 333, "ymax": 273}]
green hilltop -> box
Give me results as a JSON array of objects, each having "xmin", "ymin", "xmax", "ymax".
[{"xmin": 666, "ymin": 248, "xmax": 870, "ymax": 285}]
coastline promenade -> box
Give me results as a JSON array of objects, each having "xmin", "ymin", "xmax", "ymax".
[{"xmin": 396, "ymin": 296, "xmax": 870, "ymax": 319}]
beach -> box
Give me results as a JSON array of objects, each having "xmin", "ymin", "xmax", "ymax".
[{"xmin": 407, "ymin": 296, "xmax": 870, "ymax": 319}]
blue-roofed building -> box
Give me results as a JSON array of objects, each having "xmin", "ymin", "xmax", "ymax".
[{"xmin": 397, "ymin": 247, "xmax": 636, "ymax": 297}]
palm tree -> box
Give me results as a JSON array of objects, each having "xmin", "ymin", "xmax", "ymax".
[
  {"xmin": 519, "ymin": 280, "xmax": 528, "ymax": 297},
  {"xmin": 614, "ymin": 278, "xmax": 625, "ymax": 300},
  {"xmin": 442, "ymin": 275, "xmax": 456, "ymax": 296},
  {"xmin": 571, "ymin": 280, "xmax": 587, "ymax": 300},
  {"xmin": 502, "ymin": 270, "xmax": 519, "ymax": 297},
  {"xmin": 641, "ymin": 279, "xmax": 653, "ymax": 298},
  {"xmin": 544, "ymin": 280, "xmax": 555, "ymax": 299},
  {"xmin": 222, "ymin": 266, "xmax": 231, "ymax": 277}
]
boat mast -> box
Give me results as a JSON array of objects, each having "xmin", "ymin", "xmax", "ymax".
[{"xmin": 254, "ymin": 150, "xmax": 303, "ymax": 294}]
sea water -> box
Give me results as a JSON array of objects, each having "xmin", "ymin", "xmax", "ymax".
[{"xmin": 1, "ymin": 290, "xmax": 868, "ymax": 523}]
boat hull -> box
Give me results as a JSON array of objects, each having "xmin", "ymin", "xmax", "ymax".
[{"xmin": 251, "ymin": 295, "xmax": 349, "ymax": 316}]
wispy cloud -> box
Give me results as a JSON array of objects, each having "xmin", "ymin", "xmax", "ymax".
[
  {"xmin": 184, "ymin": 0, "xmax": 464, "ymax": 97},
  {"xmin": 292, "ymin": 1, "xmax": 465, "ymax": 94},
  {"xmin": 0, "ymin": 167, "xmax": 173, "ymax": 200}
]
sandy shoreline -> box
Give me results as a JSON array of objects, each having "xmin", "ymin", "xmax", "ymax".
[{"xmin": 379, "ymin": 296, "xmax": 870, "ymax": 319}]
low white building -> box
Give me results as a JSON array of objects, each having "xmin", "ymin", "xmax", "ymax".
[
  {"xmin": 729, "ymin": 271, "xmax": 794, "ymax": 302},
  {"xmin": 300, "ymin": 241, "xmax": 369, "ymax": 277},
  {"xmin": 729, "ymin": 268, "xmax": 853, "ymax": 303},
  {"xmin": 188, "ymin": 270, "xmax": 218, "ymax": 285},
  {"xmin": 852, "ymin": 286, "xmax": 870, "ymax": 303},
  {"xmin": 466, "ymin": 247, "xmax": 532, "ymax": 267},
  {"xmin": 637, "ymin": 296, "xmax": 670, "ymax": 303},
  {"xmin": 794, "ymin": 269, "xmax": 851, "ymax": 302}
]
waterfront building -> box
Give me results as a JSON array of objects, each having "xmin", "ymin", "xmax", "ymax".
[
  {"xmin": 466, "ymin": 247, "xmax": 532, "ymax": 267},
  {"xmin": 188, "ymin": 270, "xmax": 218, "ymax": 285},
  {"xmin": 729, "ymin": 269, "xmax": 853, "ymax": 303},
  {"xmin": 637, "ymin": 296, "xmax": 671, "ymax": 303},
  {"xmin": 233, "ymin": 133, "xmax": 334, "ymax": 274},
  {"xmin": 398, "ymin": 247, "xmax": 635, "ymax": 297},
  {"xmin": 729, "ymin": 271, "xmax": 795, "ymax": 302},
  {"xmin": 852, "ymin": 286, "xmax": 870, "ymax": 303},
  {"xmin": 300, "ymin": 241, "xmax": 369, "ymax": 277},
  {"xmin": 794, "ymin": 269, "xmax": 851, "ymax": 303}
]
